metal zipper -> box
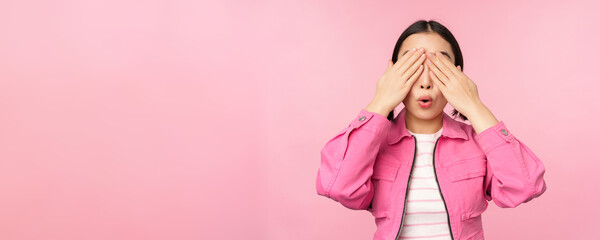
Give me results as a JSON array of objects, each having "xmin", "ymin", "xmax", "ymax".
[
  {"xmin": 432, "ymin": 136, "xmax": 455, "ymax": 240},
  {"xmin": 394, "ymin": 135, "xmax": 454, "ymax": 240},
  {"xmin": 394, "ymin": 136, "xmax": 417, "ymax": 240}
]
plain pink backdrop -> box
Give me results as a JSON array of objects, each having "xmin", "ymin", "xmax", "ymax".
[{"xmin": 0, "ymin": 0, "xmax": 599, "ymax": 239}]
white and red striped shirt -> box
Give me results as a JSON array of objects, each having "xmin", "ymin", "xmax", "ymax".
[{"xmin": 399, "ymin": 127, "xmax": 452, "ymax": 240}]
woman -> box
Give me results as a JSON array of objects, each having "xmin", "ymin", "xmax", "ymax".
[{"xmin": 315, "ymin": 20, "xmax": 547, "ymax": 240}]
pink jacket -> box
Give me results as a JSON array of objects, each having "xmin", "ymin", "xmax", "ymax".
[{"xmin": 316, "ymin": 107, "xmax": 547, "ymax": 240}]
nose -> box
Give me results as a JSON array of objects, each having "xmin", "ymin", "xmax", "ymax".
[{"xmin": 419, "ymin": 63, "xmax": 433, "ymax": 89}]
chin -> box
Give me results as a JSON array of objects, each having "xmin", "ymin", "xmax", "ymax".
[{"xmin": 406, "ymin": 103, "xmax": 444, "ymax": 120}]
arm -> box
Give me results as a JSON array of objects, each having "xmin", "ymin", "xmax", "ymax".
[
  {"xmin": 315, "ymin": 108, "xmax": 390, "ymax": 210},
  {"xmin": 464, "ymin": 102, "xmax": 547, "ymax": 208},
  {"xmin": 474, "ymin": 120, "xmax": 548, "ymax": 208}
]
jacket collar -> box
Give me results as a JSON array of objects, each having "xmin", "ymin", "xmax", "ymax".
[{"xmin": 388, "ymin": 107, "xmax": 468, "ymax": 145}]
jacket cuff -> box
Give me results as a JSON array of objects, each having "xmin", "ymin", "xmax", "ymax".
[
  {"xmin": 350, "ymin": 109, "xmax": 391, "ymax": 135},
  {"xmin": 473, "ymin": 120, "xmax": 515, "ymax": 153}
]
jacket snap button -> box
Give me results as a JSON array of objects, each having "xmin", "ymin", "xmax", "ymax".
[
  {"xmin": 359, "ymin": 116, "xmax": 366, "ymax": 121},
  {"xmin": 501, "ymin": 129, "xmax": 508, "ymax": 136}
]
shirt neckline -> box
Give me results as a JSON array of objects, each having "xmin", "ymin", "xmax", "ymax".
[{"xmin": 408, "ymin": 127, "xmax": 443, "ymax": 137}]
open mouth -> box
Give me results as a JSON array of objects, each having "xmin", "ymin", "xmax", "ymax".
[
  {"xmin": 418, "ymin": 96, "xmax": 432, "ymax": 103},
  {"xmin": 418, "ymin": 96, "xmax": 433, "ymax": 108}
]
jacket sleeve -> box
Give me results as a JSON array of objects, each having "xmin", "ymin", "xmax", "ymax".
[
  {"xmin": 315, "ymin": 108, "xmax": 391, "ymax": 210},
  {"xmin": 474, "ymin": 120, "xmax": 547, "ymax": 208}
]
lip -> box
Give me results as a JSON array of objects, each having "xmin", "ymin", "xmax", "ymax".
[
  {"xmin": 417, "ymin": 95, "xmax": 433, "ymax": 108},
  {"xmin": 417, "ymin": 95, "xmax": 433, "ymax": 101},
  {"xmin": 418, "ymin": 100, "xmax": 432, "ymax": 108}
]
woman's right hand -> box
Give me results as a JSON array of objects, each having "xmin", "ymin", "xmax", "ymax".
[{"xmin": 365, "ymin": 47, "xmax": 427, "ymax": 117}]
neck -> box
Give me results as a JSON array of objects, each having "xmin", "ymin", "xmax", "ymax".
[{"xmin": 405, "ymin": 111, "xmax": 443, "ymax": 134}]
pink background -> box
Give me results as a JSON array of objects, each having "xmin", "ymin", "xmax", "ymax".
[{"xmin": 0, "ymin": 0, "xmax": 598, "ymax": 239}]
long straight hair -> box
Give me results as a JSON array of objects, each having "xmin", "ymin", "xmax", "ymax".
[{"xmin": 388, "ymin": 20, "xmax": 467, "ymax": 122}]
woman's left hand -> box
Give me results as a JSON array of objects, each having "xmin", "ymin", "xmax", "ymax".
[{"xmin": 425, "ymin": 51, "xmax": 483, "ymax": 118}]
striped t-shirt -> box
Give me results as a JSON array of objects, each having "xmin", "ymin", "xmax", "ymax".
[{"xmin": 399, "ymin": 127, "xmax": 452, "ymax": 240}]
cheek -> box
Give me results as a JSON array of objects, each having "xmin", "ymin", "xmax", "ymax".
[
  {"xmin": 436, "ymin": 95, "xmax": 447, "ymax": 105},
  {"xmin": 402, "ymin": 89, "xmax": 417, "ymax": 103},
  {"xmin": 435, "ymin": 90, "xmax": 444, "ymax": 98}
]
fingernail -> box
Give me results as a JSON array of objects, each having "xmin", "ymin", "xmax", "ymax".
[{"xmin": 411, "ymin": 47, "xmax": 416, "ymax": 52}]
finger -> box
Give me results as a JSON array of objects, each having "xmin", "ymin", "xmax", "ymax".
[
  {"xmin": 395, "ymin": 48, "xmax": 425, "ymax": 74},
  {"xmin": 399, "ymin": 49, "xmax": 426, "ymax": 74},
  {"xmin": 400, "ymin": 52, "xmax": 426, "ymax": 80},
  {"xmin": 427, "ymin": 52, "xmax": 455, "ymax": 80},
  {"xmin": 385, "ymin": 59, "xmax": 396, "ymax": 74},
  {"xmin": 405, "ymin": 64, "xmax": 423, "ymax": 88},
  {"xmin": 434, "ymin": 51, "xmax": 462, "ymax": 77},
  {"xmin": 392, "ymin": 48, "xmax": 418, "ymax": 71},
  {"xmin": 426, "ymin": 56, "xmax": 450, "ymax": 85},
  {"xmin": 429, "ymin": 69, "xmax": 447, "ymax": 92},
  {"xmin": 430, "ymin": 71, "xmax": 448, "ymax": 100}
]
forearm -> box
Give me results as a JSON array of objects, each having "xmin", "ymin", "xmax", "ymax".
[
  {"xmin": 365, "ymin": 100, "xmax": 392, "ymax": 118},
  {"xmin": 466, "ymin": 101, "xmax": 500, "ymax": 134}
]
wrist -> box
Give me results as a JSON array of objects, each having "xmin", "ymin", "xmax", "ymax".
[
  {"xmin": 464, "ymin": 99, "xmax": 486, "ymax": 119},
  {"xmin": 365, "ymin": 101, "xmax": 391, "ymax": 118},
  {"xmin": 467, "ymin": 103, "xmax": 500, "ymax": 134}
]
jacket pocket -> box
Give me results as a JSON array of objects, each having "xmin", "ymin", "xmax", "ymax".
[
  {"xmin": 446, "ymin": 155, "xmax": 489, "ymax": 221},
  {"xmin": 447, "ymin": 155, "xmax": 487, "ymax": 182},
  {"xmin": 370, "ymin": 160, "xmax": 400, "ymax": 219}
]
